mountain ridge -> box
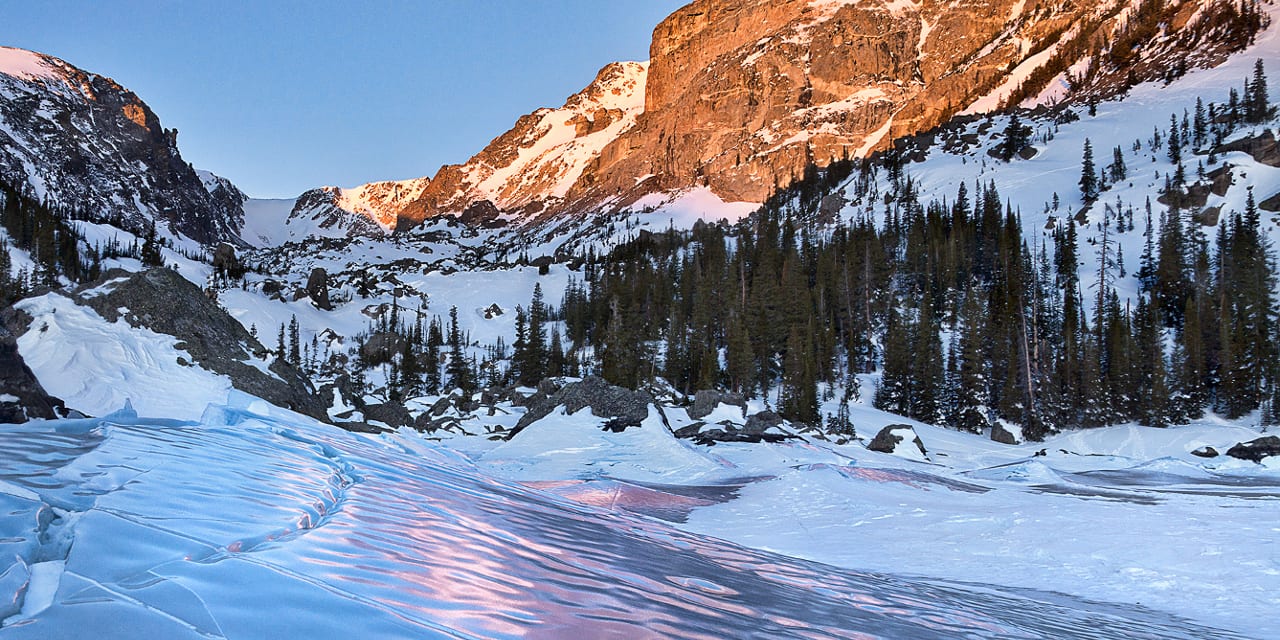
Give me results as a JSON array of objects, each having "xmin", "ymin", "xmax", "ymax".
[{"xmin": 0, "ymin": 46, "xmax": 245, "ymax": 245}]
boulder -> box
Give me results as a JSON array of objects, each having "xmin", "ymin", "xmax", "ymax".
[
  {"xmin": 261, "ymin": 279, "xmax": 284, "ymax": 299},
  {"xmin": 1190, "ymin": 446, "xmax": 1219, "ymax": 459},
  {"xmin": 990, "ymin": 421, "xmax": 1022, "ymax": 445},
  {"xmin": 1225, "ymin": 436, "xmax": 1280, "ymax": 463},
  {"xmin": 688, "ymin": 425, "xmax": 795, "ymax": 446},
  {"xmin": 0, "ymin": 314, "xmax": 66, "ymax": 423},
  {"xmin": 868, "ymin": 424, "xmax": 929, "ymax": 458},
  {"xmin": 744, "ymin": 410, "xmax": 783, "ymax": 434},
  {"xmin": 211, "ymin": 242, "xmax": 244, "ymax": 278},
  {"xmin": 1259, "ymin": 191, "xmax": 1280, "ymax": 213},
  {"xmin": 306, "ymin": 267, "xmax": 331, "ymax": 310},
  {"xmin": 428, "ymin": 395, "xmax": 452, "ymax": 417},
  {"xmin": 360, "ymin": 332, "xmax": 406, "ymax": 362},
  {"xmin": 459, "ymin": 199, "xmax": 502, "ymax": 227},
  {"xmin": 688, "ymin": 389, "xmax": 747, "ymax": 420},
  {"xmin": 362, "ymin": 402, "xmax": 413, "ymax": 430},
  {"xmin": 510, "ymin": 376, "xmax": 656, "ymax": 436}
]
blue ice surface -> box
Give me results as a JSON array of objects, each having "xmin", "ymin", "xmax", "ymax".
[{"xmin": 0, "ymin": 399, "xmax": 1255, "ymax": 639}]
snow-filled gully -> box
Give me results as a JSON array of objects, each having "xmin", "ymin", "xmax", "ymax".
[{"xmin": 0, "ymin": 398, "xmax": 1258, "ymax": 639}]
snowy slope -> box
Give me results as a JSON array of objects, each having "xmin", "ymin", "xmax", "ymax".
[{"xmin": 833, "ymin": 8, "xmax": 1280, "ymax": 319}]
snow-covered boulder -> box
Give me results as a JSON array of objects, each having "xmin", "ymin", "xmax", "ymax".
[
  {"xmin": 990, "ymin": 420, "xmax": 1024, "ymax": 445},
  {"xmin": 511, "ymin": 376, "xmax": 657, "ymax": 436},
  {"xmin": 674, "ymin": 408, "xmax": 796, "ymax": 446},
  {"xmin": 688, "ymin": 389, "xmax": 747, "ymax": 420},
  {"xmin": 1225, "ymin": 436, "xmax": 1280, "ymax": 463},
  {"xmin": 1190, "ymin": 446, "xmax": 1220, "ymax": 459},
  {"xmin": 868, "ymin": 424, "xmax": 929, "ymax": 461}
]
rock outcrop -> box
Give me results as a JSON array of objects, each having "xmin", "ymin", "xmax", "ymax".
[
  {"xmin": 0, "ymin": 311, "xmax": 65, "ymax": 423},
  {"xmin": 868, "ymin": 424, "xmax": 929, "ymax": 459},
  {"xmin": 74, "ymin": 268, "xmax": 327, "ymax": 420},
  {"xmin": 0, "ymin": 46, "xmax": 244, "ymax": 244},
  {"xmin": 1226, "ymin": 436, "xmax": 1280, "ymax": 463},
  {"xmin": 688, "ymin": 389, "xmax": 747, "ymax": 420},
  {"xmin": 305, "ymin": 267, "xmax": 331, "ymax": 310},
  {"xmin": 511, "ymin": 376, "xmax": 657, "ymax": 436}
]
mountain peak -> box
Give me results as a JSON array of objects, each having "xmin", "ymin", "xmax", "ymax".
[
  {"xmin": 0, "ymin": 46, "xmax": 61, "ymax": 82},
  {"xmin": 0, "ymin": 45, "xmax": 245, "ymax": 245}
]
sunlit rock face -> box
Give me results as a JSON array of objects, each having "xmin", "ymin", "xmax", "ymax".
[{"xmin": 376, "ymin": 0, "xmax": 1236, "ymax": 230}]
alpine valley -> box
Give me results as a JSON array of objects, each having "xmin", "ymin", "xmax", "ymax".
[{"xmin": 3, "ymin": 1, "xmax": 1280, "ymax": 638}]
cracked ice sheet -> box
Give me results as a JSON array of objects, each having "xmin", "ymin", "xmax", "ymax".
[{"xmin": 0, "ymin": 397, "xmax": 1260, "ymax": 639}]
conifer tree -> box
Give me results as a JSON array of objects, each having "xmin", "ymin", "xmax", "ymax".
[
  {"xmin": 288, "ymin": 315, "xmax": 301, "ymax": 365},
  {"xmin": 725, "ymin": 312, "xmax": 754, "ymax": 395},
  {"xmin": 1167, "ymin": 114, "xmax": 1182, "ymax": 164},
  {"xmin": 952, "ymin": 291, "xmax": 990, "ymax": 433},
  {"xmin": 1193, "ymin": 97, "xmax": 1207, "ymax": 149},
  {"xmin": 1246, "ymin": 58, "xmax": 1270, "ymax": 123},
  {"xmin": 875, "ymin": 308, "xmax": 912, "ymax": 415},
  {"xmin": 910, "ymin": 290, "xmax": 946, "ymax": 424},
  {"xmin": 524, "ymin": 283, "xmax": 548, "ymax": 384},
  {"xmin": 1109, "ymin": 146, "xmax": 1127, "ymax": 183},
  {"xmin": 998, "ymin": 113, "xmax": 1032, "ymax": 161},
  {"xmin": 140, "ymin": 221, "xmax": 163, "ymax": 267},
  {"xmin": 425, "ymin": 317, "xmax": 443, "ymax": 394},
  {"xmin": 1079, "ymin": 139, "xmax": 1099, "ymax": 202},
  {"xmin": 399, "ymin": 337, "xmax": 421, "ymax": 399},
  {"xmin": 547, "ymin": 328, "xmax": 566, "ymax": 378},
  {"xmin": 446, "ymin": 306, "xmax": 473, "ymax": 395},
  {"xmin": 780, "ymin": 326, "xmax": 819, "ymax": 425}
]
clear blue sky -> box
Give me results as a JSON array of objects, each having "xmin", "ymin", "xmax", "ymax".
[{"xmin": 2, "ymin": 1, "xmax": 687, "ymax": 198}]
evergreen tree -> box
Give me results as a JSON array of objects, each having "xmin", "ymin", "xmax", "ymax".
[
  {"xmin": 1193, "ymin": 97, "xmax": 1207, "ymax": 149},
  {"xmin": 952, "ymin": 291, "xmax": 991, "ymax": 433},
  {"xmin": 1167, "ymin": 114, "xmax": 1182, "ymax": 164},
  {"xmin": 1079, "ymin": 139, "xmax": 1099, "ymax": 202},
  {"xmin": 399, "ymin": 337, "xmax": 422, "ymax": 399},
  {"xmin": 547, "ymin": 328, "xmax": 566, "ymax": 378},
  {"xmin": 140, "ymin": 221, "xmax": 163, "ymax": 267},
  {"xmin": 875, "ymin": 308, "xmax": 912, "ymax": 415},
  {"xmin": 425, "ymin": 317, "xmax": 443, "ymax": 394},
  {"xmin": 276, "ymin": 323, "xmax": 286, "ymax": 361},
  {"xmin": 288, "ymin": 315, "xmax": 301, "ymax": 365},
  {"xmin": 998, "ymin": 112, "xmax": 1032, "ymax": 161},
  {"xmin": 725, "ymin": 312, "xmax": 754, "ymax": 395},
  {"xmin": 910, "ymin": 290, "xmax": 946, "ymax": 424},
  {"xmin": 523, "ymin": 283, "xmax": 548, "ymax": 385},
  {"xmin": 1109, "ymin": 145, "xmax": 1128, "ymax": 183},
  {"xmin": 446, "ymin": 306, "xmax": 473, "ymax": 395},
  {"xmin": 1246, "ymin": 58, "xmax": 1271, "ymax": 123},
  {"xmin": 780, "ymin": 326, "xmax": 819, "ymax": 425}
]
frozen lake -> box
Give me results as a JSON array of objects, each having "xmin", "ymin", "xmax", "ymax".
[{"xmin": 0, "ymin": 397, "xmax": 1261, "ymax": 639}]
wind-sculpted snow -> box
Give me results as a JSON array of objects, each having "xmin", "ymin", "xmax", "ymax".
[{"xmin": 0, "ymin": 397, "xmax": 1254, "ymax": 639}]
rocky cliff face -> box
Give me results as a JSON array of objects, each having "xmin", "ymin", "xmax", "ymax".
[
  {"xmin": 220, "ymin": 0, "xmax": 1262, "ymax": 239},
  {"xmin": 0, "ymin": 46, "xmax": 244, "ymax": 245},
  {"xmin": 354, "ymin": 0, "xmax": 1252, "ymax": 231}
]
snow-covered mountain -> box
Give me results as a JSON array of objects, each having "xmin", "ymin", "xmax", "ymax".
[
  {"xmin": 290, "ymin": 0, "xmax": 1264, "ymax": 234},
  {"xmin": 4, "ymin": 2, "xmax": 1280, "ymax": 636},
  {"xmin": 0, "ymin": 47, "xmax": 245, "ymax": 245}
]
